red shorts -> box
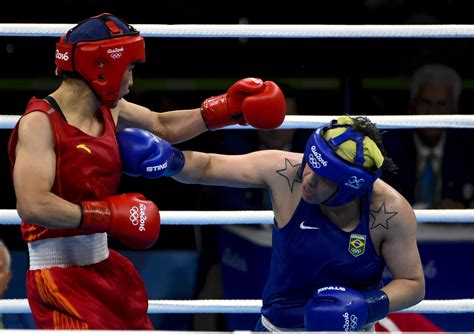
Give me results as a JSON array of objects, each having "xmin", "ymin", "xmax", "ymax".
[{"xmin": 26, "ymin": 249, "xmax": 153, "ymax": 329}]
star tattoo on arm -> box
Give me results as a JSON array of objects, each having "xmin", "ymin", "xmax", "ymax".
[
  {"xmin": 276, "ymin": 158, "xmax": 302, "ymax": 192},
  {"xmin": 370, "ymin": 202, "xmax": 398, "ymax": 230}
]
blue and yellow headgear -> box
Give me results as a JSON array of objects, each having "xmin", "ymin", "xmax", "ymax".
[{"xmin": 303, "ymin": 116, "xmax": 384, "ymax": 206}]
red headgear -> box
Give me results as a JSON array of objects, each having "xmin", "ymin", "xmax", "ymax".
[{"xmin": 55, "ymin": 13, "xmax": 145, "ymax": 107}]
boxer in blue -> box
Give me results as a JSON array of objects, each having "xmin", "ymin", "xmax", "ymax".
[{"xmin": 117, "ymin": 115, "xmax": 425, "ymax": 332}]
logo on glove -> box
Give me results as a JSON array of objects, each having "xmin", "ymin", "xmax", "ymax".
[
  {"xmin": 342, "ymin": 312, "xmax": 359, "ymax": 332},
  {"xmin": 146, "ymin": 161, "xmax": 168, "ymax": 172},
  {"xmin": 129, "ymin": 204, "xmax": 147, "ymax": 232},
  {"xmin": 317, "ymin": 286, "xmax": 346, "ymax": 293}
]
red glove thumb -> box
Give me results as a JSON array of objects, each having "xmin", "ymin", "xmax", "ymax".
[{"xmin": 242, "ymin": 81, "xmax": 286, "ymax": 129}]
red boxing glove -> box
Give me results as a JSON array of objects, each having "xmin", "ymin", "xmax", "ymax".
[
  {"xmin": 201, "ymin": 78, "xmax": 286, "ymax": 130},
  {"xmin": 80, "ymin": 193, "xmax": 160, "ymax": 249}
]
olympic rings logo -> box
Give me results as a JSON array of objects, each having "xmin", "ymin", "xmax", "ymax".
[
  {"xmin": 342, "ymin": 312, "xmax": 359, "ymax": 331},
  {"xmin": 350, "ymin": 314, "xmax": 359, "ymax": 330},
  {"xmin": 109, "ymin": 52, "xmax": 122, "ymax": 59},
  {"xmin": 129, "ymin": 204, "xmax": 147, "ymax": 231},
  {"xmin": 129, "ymin": 206, "xmax": 140, "ymax": 225},
  {"xmin": 308, "ymin": 154, "xmax": 320, "ymax": 168}
]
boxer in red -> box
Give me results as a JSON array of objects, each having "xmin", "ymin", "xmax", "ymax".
[{"xmin": 8, "ymin": 13, "xmax": 286, "ymax": 329}]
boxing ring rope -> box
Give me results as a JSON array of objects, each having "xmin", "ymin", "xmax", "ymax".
[
  {"xmin": 1, "ymin": 107, "xmax": 474, "ymax": 318},
  {"xmin": 1, "ymin": 209, "xmax": 474, "ymax": 226},
  {"xmin": 2, "ymin": 115, "xmax": 474, "ymax": 130},
  {"xmin": 1, "ymin": 208, "xmax": 474, "ymax": 315},
  {"xmin": 1, "ymin": 298, "xmax": 474, "ymax": 314},
  {"xmin": 2, "ymin": 23, "xmax": 474, "ymax": 38},
  {"xmin": 1, "ymin": 23, "xmax": 474, "ymax": 324}
]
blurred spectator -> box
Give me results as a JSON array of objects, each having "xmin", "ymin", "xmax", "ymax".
[
  {"xmin": 382, "ymin": 63, "xmax": 474, "ymax": 210},
  {"xmin": 378, "ymin": 63, "xmax": 470, "ymax": 332},
  {"xmin": 0, "ymin": 240, "xmax": 11, "ymax": 329},
  {"xmin": 0, "ymin": 240, "xmax": 35, "ymax": 329}
]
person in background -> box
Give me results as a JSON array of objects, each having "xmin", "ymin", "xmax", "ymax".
[
  {"xmin": 383, "ymin": 63, "xmax": 474, "ymax": 210},
  {"xmin": 0, "ymin": 240, "xmax": 12, "ymax": 329},
  {"xmin": 378, "ymin": 63, "xmax": 470, "ymax": 332},
  {"xmin": 0, "ymin": 240, "xmax": 35, "ymax": 329},
  {"xmin": 116, "ymin": 115, "xmax": 425, "ymax": 332},
  {"xmin": 8, "ymin": 12, "xmax": 286, "ymax": 329}
]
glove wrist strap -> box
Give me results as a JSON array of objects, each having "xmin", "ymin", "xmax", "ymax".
[
  {"xmin": 165, "ymin": 148, "xmax": 186, "ymax": 177},
  {"xmin": 201, "ymin": 94, "xmax": 235, "ymax": 130},
  {"xmin": 80, "ymin": 201, "xmax": 111, "ymax": 232},
  {"xmin": 363, "ymin": 289, "xmax": 390, "ymax": 324}
]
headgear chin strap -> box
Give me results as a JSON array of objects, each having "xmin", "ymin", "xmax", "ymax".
[
  {"xmin": 55, "ymin": 13, "xmax": 145, "ymax": 108},
  {"xmin": 303, "ymin": 122, "xmax": 381, "ymax": 206}
]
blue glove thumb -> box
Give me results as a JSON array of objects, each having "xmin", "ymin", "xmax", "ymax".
[{"xmin": 116, "ymin": 128, "xmax": 184, "ymax": 178}]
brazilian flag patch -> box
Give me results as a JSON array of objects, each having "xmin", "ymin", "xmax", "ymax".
[{"xmin": 348, "ymin": 233, "xmax": 366, "ymax": 257}]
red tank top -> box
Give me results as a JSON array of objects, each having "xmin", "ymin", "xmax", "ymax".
[{"xmin": 8, "ymin": 97, "xmax": 122, "ymax": 242}]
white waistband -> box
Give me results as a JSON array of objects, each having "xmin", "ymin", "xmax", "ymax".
[
  {"xmin": 261, "ymin": 315, "xmax": 304, "ymax": 332},
  {"xmin": 261, "ymin": 315, "xmax": 375, "ymax": 332},
  {"xmin": 28, "ymin": 233, "xmax": 109, "ymax": 270}
]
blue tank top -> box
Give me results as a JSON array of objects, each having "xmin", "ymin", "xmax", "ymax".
[{"xmin": 261, "ymin": 187, "xmax": 385, "ymax": 329}]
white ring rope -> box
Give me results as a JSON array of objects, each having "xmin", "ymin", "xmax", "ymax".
[
  {"xmin": 0, "ymin": 298, "xmax": 473, "ymax": 314},
  {"xmin": 0, "ymin": 24, "xmax": 472, "ymax": 320},
  {"xmin": 1, "ymin": 209, "xmax": 474, "ymax": 226},
  {"xmin": 2, "ymin": 24, "xmax": 474, "ymax": 38},
  {"xmin": 2, "ymin": 115, "xmax": 474, "ymax": 130},
  {"xmin": 0, "ymin": 22, "xmax": 473, "ymax": 326}
]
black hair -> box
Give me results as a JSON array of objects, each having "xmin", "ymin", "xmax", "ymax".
[{"xmin": 348, "ymin": 115, "xmax": 398, "ymax": 173}]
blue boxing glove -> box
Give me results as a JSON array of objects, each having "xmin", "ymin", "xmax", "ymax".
[
  {"xmin": 304, "ymin": 286, "xmax": 389, "ymax": 332},
  {"xmin": 116, "ymin": 128, "xmax": 185, "ymax": 178}
]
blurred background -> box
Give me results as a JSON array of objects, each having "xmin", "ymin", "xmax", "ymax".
[{"xmin": 1, "ymin": 0, "xmax": 474, "ymax": 331}]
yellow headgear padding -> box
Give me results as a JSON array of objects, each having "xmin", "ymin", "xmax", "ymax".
[{"xmin": 323, "ymin": 116, "xmax": 384, "ymax": 170}]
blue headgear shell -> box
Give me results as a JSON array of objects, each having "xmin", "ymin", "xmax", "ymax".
[{"xmin": 303, "ymin": 124, "xmax": 381, "ymax": 206}]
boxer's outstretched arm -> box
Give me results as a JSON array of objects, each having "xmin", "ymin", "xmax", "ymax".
[
  {"xmin": 174, "ymin": 150, "xmax": 301, "ymax": 190},
  {"xmin": 116, "ymin": 127, "xmax": 292, "ymax": 188},
  {"xmin": 114, "ymin": 99, "xmax": 206, "ymax": 145},
  {"xmin": 114, "ymin": 78, "xmax": 286, "ymax": 144}
]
